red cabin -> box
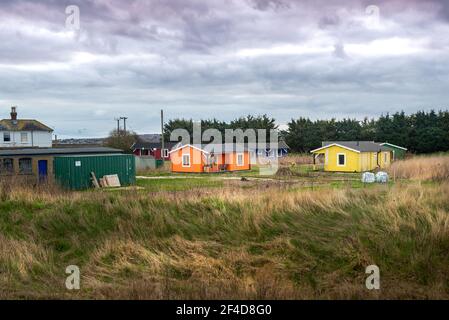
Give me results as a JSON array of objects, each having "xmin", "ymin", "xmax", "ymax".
[{"xmin": 131, "ymin": 139, "xmax": 177, "ymax": 160}]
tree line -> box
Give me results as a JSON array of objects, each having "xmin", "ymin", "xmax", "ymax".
[
  {"xmin": 285, "ymin": 110, "xmax": 449, "ymax": 153},
  {"xmin": 163, "ymin": 115, "xmax": 278, "ymax": 142},
  {"xmin": 161, "ymin": 110, "xmax": 449, "ymax": 154}
]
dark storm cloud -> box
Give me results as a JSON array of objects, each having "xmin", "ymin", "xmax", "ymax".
[{"xmin": 0, "ymin": 0, "xmax": 448, "ymax": 137}]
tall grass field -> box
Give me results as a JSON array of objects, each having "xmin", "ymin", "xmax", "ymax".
[{"xmin": 1, "ymin": 155, "xmax": 449, "ymax": 299}]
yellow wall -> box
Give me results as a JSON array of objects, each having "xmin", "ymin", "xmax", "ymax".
[
  {"xmin": 314, "ymin": 145, "xmax": 360, "ymax": 172},
  {"xmin": 378, "ymin": 151, "xmax": 392, "ymax": 168},
  {"xmin": 313, "ymin": 146, "xmax": 392, "ymax": 172}
]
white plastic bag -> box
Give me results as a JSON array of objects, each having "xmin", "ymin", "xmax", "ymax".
[
  {"xmin": 361, "ymin": 172, "xmax": 376, "ymax": 183},
  {"xmin": 376, "ymin": 171, "xmax": 389, "ymax": 183}
]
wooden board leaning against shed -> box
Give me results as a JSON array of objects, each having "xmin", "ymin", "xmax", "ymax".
[{"xmin": 90, "ymin": 172, "xmax": 121, "ymax": 188}]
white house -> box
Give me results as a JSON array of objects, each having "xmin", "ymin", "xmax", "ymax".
[{"xmin": 0, "ymin": 107, "xmax": 53, "ymax": 148}]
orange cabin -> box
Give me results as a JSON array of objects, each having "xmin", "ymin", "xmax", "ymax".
[{"xmin": 169, "ymin": 144, "xmax": 251, "ymax": 173}]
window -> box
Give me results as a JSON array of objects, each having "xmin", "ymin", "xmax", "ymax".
[
  {"xmin": 237, "ymin": 153, "xmax": 244, "ymax": 166},
  {"xmin": 163, "ymin": 149, "xmax": 169, "ymax": 158},
  {"xmin": 182, "ymin": 154, "xmax": 190, "ymax": 167},
  {"xmin": 19, "ymin": 158, "xmax": 33, "ymax": 174},
  {"xmin": 1, "ymin": 158, "xmax": 14, "ymax": 174},
  {"xmin": 21, "ymin": 132, "xmax": 28, "ymax": 143},
  {"xmin": 3, "ymin": 132, "xmax": 11, "ymax": 142},
  {"xmin": 337, "ymin": 153, "xmax": 346, "ymax": 166},
  {"xmin": 384, "ymin": 152, "xmax": 388, "ymax": 163}
]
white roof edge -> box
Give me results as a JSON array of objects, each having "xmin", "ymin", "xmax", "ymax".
[
  {"xmin": 168, "ymin": 144, "xmax": 209, "ymax": 154},
  {"xmin": 380, "ymin": 143, "xmax": 407, "ymax": 151},
  {"xmin": 310, "ymin": 143, "xmax": 361, "ymax": 153}
]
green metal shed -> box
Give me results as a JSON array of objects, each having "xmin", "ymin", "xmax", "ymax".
[
  {"xmin": 54, "ymin": 154, "xmax": 136, "ymax": 190},
  {"xmin": 380, "ymin": 143, "xmax": 408, "ymax": 160}
]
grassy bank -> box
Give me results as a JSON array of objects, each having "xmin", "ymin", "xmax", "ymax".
[{"xmin": 1, "ymin": 176, "xmax": 448, "ymax": 299}]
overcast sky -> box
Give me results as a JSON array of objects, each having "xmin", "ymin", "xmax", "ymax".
[{"xmin": 1, "ymin": 0, "xmax": 448, "ymax": 138}]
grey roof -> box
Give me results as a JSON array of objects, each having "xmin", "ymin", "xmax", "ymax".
[
  {"xmin": 0, "ymin": 119, "xmax": 53, "ymax": 132},
  {"xmin": 250, "ymin": 140, "xmax": 290, "ymax": 150},
  {"xmin": 172, "ymin": 141, "xmax": 288, "ymax": 152},
  {"xmin": 138, "ymin": 134, "xmax": 162, "ymax": 143},
  {"xmin": 202, "ymin": 143, "xmax": 248, "ymax": 154},
  {"xmin": 322, "ymin": 141, "xmax": 390, "ymax": 152},
  {"xmin": 132, "ymin": 139, "xmax": 178, "ymax": 150},
  {"xmin": 171, "ymin": 143, "xmax": 248, "ymax": 154},
  {"xmin": 0, "ymin": 147, "xmax": 123, "ymax": 157}
]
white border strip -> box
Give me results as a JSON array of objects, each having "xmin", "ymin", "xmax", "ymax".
[{"xmin": 310, "ymin": 143, "xmax": 361, "ymax": 154}]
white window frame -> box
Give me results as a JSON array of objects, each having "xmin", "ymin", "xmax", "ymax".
[
  {"xmin": 237, "ymin": 153, "xmax": 244, "ymax": 166},
  {"xmin": 337, "ymin": 153, "xmax": 346, "ymax": 167},
  {"xmin": 3, "ymin": 132, "xmax": 11, "ymax": 143},
  {"xmin": 182, "ymin": 154, "xmax": 191, "ymax": 167},
  {"xmin": 163, "ymin": 149, "xmax": 169, "ymax": 158},
  {"xmin": 21, "ymin": 132, "xmax": 28, "ymax": 143}
]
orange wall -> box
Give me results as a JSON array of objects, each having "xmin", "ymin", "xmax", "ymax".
[
  {"xmin": 171, "ymin": 146, "xmax": 205, "ymax": 173},
  {"xmin": 170, "ymin": 147, "xmax": 250, "ymax": 173},
  {"xmin": 226, "ymin": 151, "xmax": 251, "ymax": 171}
]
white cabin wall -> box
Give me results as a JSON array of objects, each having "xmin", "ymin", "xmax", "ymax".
[
  {"xmin": 0, "ymin": 131, "xmax": 52, "ymax": 148},
  {"xmin": 32, "ymin": 131, "xmax": 52, "ymax": 147}
]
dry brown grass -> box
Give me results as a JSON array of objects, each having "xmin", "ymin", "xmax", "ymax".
[
  {"xmin": 388, "ymin": 154, "xmax": 449, "ymax": 180},
  {"xmin": 279, "ymin": 153, "xmax": 313, "ymax": 166},
  {"xmin": 1, "ymin": 158, "xmax": 449, "ymax": 299}
]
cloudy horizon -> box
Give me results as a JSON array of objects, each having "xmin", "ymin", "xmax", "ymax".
[{"xmin": 1, "ymin": 0, "xmax": 448, "ymax": 138}]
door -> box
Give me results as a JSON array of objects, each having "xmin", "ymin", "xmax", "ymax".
[{"xmin": 38, "ymin": 160, "xmax": 48, "ymax": 181}]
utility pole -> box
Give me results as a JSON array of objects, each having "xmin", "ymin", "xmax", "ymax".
[
  {"xmin": 161, "ymin": 109, "xmax": 165, "ymax": 158},
  {"xmin": 120, "ymin": 117, "xmax": 128, "ymax": 134},
  {"xmin": 115, "ymin": 118, "xmax": 121, "ymax": 134}
]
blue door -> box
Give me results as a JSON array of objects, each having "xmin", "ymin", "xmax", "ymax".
[{"xmin": 38, "ymin": 160, "xmax": 48, "ymax": 181}]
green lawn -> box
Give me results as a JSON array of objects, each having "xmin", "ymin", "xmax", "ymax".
[{"xmin": 136, "ymin": 177, "xmax": 224, "ymax": 191}]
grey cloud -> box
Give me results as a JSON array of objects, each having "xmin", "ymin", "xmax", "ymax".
[{"xmin": 0, "ymin": 0, "xmax": 448, "ymax": 137}]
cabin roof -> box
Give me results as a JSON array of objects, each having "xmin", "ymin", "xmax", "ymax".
[
  {"xmin": 0, "ymin": 119, "xmax": 53, "ymax": 132},
  {"xmin": 380, "ymin": 142, "xmax": 408, "ymax": 151},
  {"xmin": 320, "ymin": 141, "xmax": 390, "ymax": 152},
  {"xmin": 0, "ymin": 147, "xmax": 122, "ymax": 157},
  {"xmin": 169, "ymin": 143, "xmax": 249, "ymax": 154},
  {"xmin": 311, "ymin": 141, "xmax": 391, "ymax": 153}
]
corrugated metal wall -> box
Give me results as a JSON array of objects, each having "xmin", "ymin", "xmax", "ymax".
[{"xmin": 54, "ymin": 154, "xmax": 136, "ymax": 190}]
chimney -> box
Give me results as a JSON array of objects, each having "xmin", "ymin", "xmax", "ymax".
[{"xmin": 10, "ymin": 106, "xmax": 17, "ymax": 121}]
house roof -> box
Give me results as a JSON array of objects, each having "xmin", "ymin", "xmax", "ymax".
[
  {"xmin": 311, "ymin": 141, "xmax": 390, "ymax": 153},
  {"xmin": 131, "ymin": 138, "xmax": 178, "ymax": 150},
  {"xmin": 0, "ymin": 147, "xmax": 123, "ymax": 157},
  {"xmin": 0, "ymin": 119, "xmax": 53, "ymax": 132},
  {"xmin": 137, "ymin": 134, "xmax": 162, "ymax": 143},
  {"xmin": 253, "ymin": 140, "xmax": 290, "ymax": 150},
  {"xmin": 169, "ymin": 143, "xmax": 248, "ymax": 154},
  {"xmin": 380, "ymin": 142, "xmax": 408, "ymax": 151}
]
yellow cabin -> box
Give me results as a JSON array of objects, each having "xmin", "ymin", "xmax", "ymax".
[{"xmin": 311, "ymin": 141, "xmax": 392, "ymax": 172}]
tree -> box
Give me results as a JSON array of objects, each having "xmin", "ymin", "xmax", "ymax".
[
  {"xmin": 104, "ymin": 129, "xmax": 138, "ymax": 153},
  {"xmin": 163, "ymin": 114, "xmax": 278, "ymax": 143}
]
